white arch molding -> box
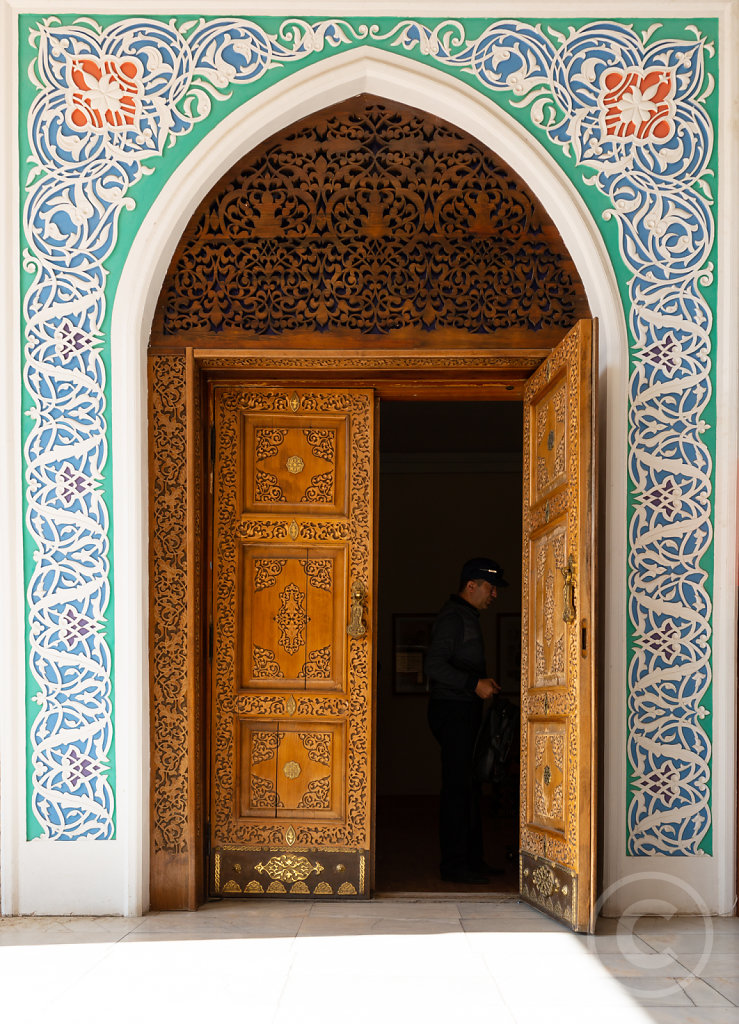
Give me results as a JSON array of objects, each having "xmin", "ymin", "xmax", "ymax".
[
  {"xmin": 112, "ymin": 47, "xmax": 629, "ymax": 917},
  {"xmin": 110, "ymin": 47, "xmax": 630, "ymax": 918}
]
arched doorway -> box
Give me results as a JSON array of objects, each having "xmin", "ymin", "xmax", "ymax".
[{"xmin": 146, "ymin": 94, "xmax": 599, "ymax": 929}]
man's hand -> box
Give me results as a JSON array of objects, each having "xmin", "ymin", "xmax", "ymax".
[{"xmin": 475, "ymin": 677, "xmax": 501, "ymax": 699}]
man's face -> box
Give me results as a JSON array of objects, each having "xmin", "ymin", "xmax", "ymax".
[{"xmin": 466, "ymin": 579, "xmax": 497, "ymax": 610}]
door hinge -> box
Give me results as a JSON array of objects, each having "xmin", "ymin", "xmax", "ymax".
[{"xmin": 208, "ymin": 621, "xmax": 213, "ymax": 662}]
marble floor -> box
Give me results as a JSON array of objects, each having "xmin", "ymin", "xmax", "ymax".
[{"xmin": 2, "ymin": 898, "xmax": 738, "ymax": 1024}]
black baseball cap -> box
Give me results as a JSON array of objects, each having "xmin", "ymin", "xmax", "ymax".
[{"xmin": 460, "ymin": 557, "xmax": 509, "ymax": 588}]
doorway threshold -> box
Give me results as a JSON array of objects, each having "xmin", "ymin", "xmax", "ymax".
[{"xmin": 372, "ymin": 891, "xmax": 521, "ymax": 902}]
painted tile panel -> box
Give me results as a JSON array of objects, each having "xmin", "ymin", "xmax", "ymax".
[{"xmin": 20, "ymin": 15, "xmax": 716, "ymax": 852}]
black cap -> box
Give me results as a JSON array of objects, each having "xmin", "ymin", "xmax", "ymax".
[{"xmin": 460, "ymin": 557, "xmax": 509, "ymax": 588}]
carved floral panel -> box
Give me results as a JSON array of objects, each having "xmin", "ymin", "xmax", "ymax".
[
  {"xmin": 529, "ymin": 720, "xmax": 567, "ymax": 834},
  {"xmin": 531, "ymin": 523, "xmax": 568, "ymax": 688}
]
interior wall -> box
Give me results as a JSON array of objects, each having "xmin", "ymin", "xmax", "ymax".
[{"xmin": 376, "ymin": 401, "xmax": 523, "ymax": 797}]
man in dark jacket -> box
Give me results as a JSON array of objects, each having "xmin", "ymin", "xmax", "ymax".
[{"xmin": 425, "ymin": 557, "xmax": 508, "ymax": 884}]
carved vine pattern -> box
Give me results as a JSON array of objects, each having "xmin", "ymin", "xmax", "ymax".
[
  {"xmin": 274, "ymin": 582, "xmax": 308, "ymax": 655},
  {"xmin": 534, "ymin": 731, "xmax": 565, "ymax": 822},
  {"xmin": 202, "ymin": 355, "xmax": 542, "ymax": 372},
  {"xmin": 300, "ymin": 731, "xmax": 332, "ymax": 767},
  {"xmin": 536, "ymin": 381, "xmax": 567, "ymax": 496},
  {"xmin": 252, "ymin": 645, "xmax": 284, "ymax": 679},
  {"xmin": 254, "ymin": 558, "xmax": 286, "ymax": 591},
  {"xmin": 255, "ymin": 469, "xmax": 286, "ymax": 503},
  {"xmin": 255, "ymin": 427, "xmax": 288, "ymax": 461},
  {"xmin": 297, "ymin": 776, "xmax": 331, "ymax": 810},
  {"xmin": 150, "ymin": 355, "xmax": 189, "ymax": 855},
  {"xmin": 251, "ymin": 774, "xmax": 283, "ymax": 810},
  {"xmin": 301, "ymin": 559, "xmax": 332, "ymax": 591},
  {"xmin": 302, "ymin": 646, "xmax": 332, "ymax": 680},
  {"xmin": 304, "ymin": 428, "xmax": 335, "ymax": 463},
  {"xmin": 300, "ymin": 470, "xmax": 334, "ymax": 504},
  {"xmin": 251, "ymin": 730, "xmax": 283, "ymax": 766},
  {"xmin": 160, "ymin": 100, "xmax": 582, "ymax": 339},
  {"xmin": 534, "ymin": 530, "xmax": 566, "ymax": 684}
]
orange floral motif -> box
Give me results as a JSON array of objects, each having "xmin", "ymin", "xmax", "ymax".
[
  {"xmin": 67, "ymin": 56, "xmax": 142, "ymax": 131},
  {"xmin": 599, "ymin": 68, "xmax": 675, "ymax": 142}
]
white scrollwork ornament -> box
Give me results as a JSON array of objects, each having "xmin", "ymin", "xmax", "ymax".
[{"xmin": 22, "ymin": 16, "xmax": 715, "ymax": 852}]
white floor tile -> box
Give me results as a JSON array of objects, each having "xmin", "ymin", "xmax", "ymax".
[
  {"xmin": 694, "ymin": 976, "xmax": 739, "ymax": 1006},
  {"xmin": 308, "ymin": 899, "xmax": 462, "ymax": 921},
  {"xmin": 675, "ymin": 952, "xmax": 739, "ymax": 978},
  {"xmin": 678, "ymin": 977, "xmax": 736, "ymax": 1007},
  {"xmin": 274, "ymin": 974, "xmax": 514, "ymax": 1024},
  {"xmin": 2, "ymin": 903, "xmax": 737, "ymax": 1024},
  {"xmin": 645, "ymin": 1010, "xmax": 739, "ymax": 1024}
]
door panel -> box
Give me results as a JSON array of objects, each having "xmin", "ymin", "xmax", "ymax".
[
  {"xmin": 243, "ymin": 548, "xmax": 310, "ymax": 688},
  {"xmin": 211, "ymin": 386, "xmax": 373, "ymax": 899},
  {"xmin": 519, "ymin": 320, "xmax": 597, "ymax": 933},
  {"xmin": 244, "ymin": 414, "xmax": 348, "ymax": 514},
  {"xmin": 274, "ymin": 721, "xmax": 345, "ymax": 819},
  {"xmin": 239, "ymin": 722, "xmax": 280, "ymax": 817}
]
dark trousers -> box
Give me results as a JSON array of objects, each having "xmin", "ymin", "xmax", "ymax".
[{"xmin": 427, "ymin": 699, "xmax": 484, "ymax": 874}]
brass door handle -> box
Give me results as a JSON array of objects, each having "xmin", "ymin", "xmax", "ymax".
[
  {"xmin": 560, "ymin": 554, "xmax": 576, "ymax": 624},
  {"xmin": 347, "ymin": 580, "xmax": 367, "ymax": 639}
]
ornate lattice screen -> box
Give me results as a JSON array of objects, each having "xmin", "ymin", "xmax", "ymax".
[{"xmin": 152, "ymin": 96, "xmax": 588, "ymax": 347}]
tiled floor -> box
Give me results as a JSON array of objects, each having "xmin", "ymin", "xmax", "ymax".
[{"xmin": 1, "ymin": 898, "xmax": 738, "ymax": 1023}]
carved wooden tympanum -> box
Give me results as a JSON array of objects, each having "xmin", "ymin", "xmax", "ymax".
[
  {"xmin": 210, "ymin": 386, "xmax": 374, "ymax": 898},
  {"xmin": 152, "ymin": 96, "xmax": 589, "ymax": 349},
  {"xmin": 519, "ymin": 320, "xmax": 597, "ymax": 933}
]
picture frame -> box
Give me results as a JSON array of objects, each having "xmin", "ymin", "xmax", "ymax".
[
  {"xmin": 392, "ymin": 613, "xmax": 435, "ymax": 694},
  {"xmin": 496, "ymin": 613, "xmax": 522, "ymax": 694}
]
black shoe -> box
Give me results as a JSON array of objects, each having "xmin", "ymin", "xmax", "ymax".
[{"xmin": 440, "ymin": 867, "xmax": 489, "ymax": 884}]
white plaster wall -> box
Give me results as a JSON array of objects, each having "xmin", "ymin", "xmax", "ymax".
[{"xmin": 1, "ymin": 0, "xmax": 737, "ymax": 919}]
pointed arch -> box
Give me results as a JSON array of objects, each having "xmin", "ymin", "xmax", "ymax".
[{"xmin": 111, "ymin": 47, "xmax": 627, "ymax": 912}]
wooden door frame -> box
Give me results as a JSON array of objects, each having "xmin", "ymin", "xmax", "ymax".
[{"xmin": 148, "ymin": 346, "xmax": 550, "ymax": 910}]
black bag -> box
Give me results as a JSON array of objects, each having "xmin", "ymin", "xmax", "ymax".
[{"xmin": 473, "ymin": 695, "xmax": 519, "ymax": 783}]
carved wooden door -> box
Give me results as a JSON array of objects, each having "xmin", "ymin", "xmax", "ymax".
[
  {"xmin": 519, "ymin": 320, "xmax": 597, "ymax": 932},
  {"xmin": 210, "ymin": 386, "xmax": 374, "ymax": 898}
]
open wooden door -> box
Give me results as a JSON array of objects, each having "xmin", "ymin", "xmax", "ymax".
[
  {"xmin": 209, "ymin": 386, "xmax": 374, "ymax": 898},
  {"xmin": 519, "ymin": 320, "xmax": 597, "ymax": 932}
]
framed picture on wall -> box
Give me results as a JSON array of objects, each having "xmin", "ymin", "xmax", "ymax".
[
  {"xmin": 392, "ymin": 614, "xmax": 435, "ymax": 694},
  {"xmin": 497, "ymin": 613, "xmax": 522, "ymax": 694}
]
